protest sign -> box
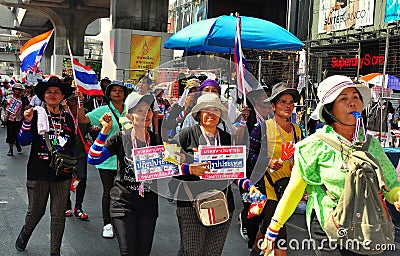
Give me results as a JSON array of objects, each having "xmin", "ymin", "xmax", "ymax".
[
  {"xmin": 132, "ymin": 145, "xmax": 181, "ymax": 181},
  {"xmin": 198, "ymin": 145, "xmax": 246, "ymax": 180},
  {"xmin": 6, "ymin": 98, "xmax": 22, "ymax": 115}
]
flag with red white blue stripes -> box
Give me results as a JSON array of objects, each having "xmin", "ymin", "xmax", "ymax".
[
  {"xmin": 72, "ymin": 59, "xmax": 103, "ymax": 96},
  {"xmin": 234, "ymin": 16, "xmax": 253, "ymax": 103},
  {"xmin": 19, "ymin": 30, "xmax": 54, "ymax": 73}
]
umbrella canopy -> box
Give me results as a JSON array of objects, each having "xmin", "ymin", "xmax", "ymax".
[
  {"xmin": 360, "ymin": 73, "xmax": 400, "ymax": 90},
  {"xmin": 164, "ymin": 15, "xmax": 304, "ymax": 52}
]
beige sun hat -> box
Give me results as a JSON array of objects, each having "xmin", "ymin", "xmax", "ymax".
[
  {"xmin": 191, "ymin": 93, "xmax": 228, "ymax": 121},
  {"xmin": 314, "ymin": 75, "xmax": 371, "ymax": 122},
  {"xmin": 264, "ymin": 82, "xmax": 300, "ymax": 103}
]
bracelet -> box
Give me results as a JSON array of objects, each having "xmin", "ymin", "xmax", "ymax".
[
  {"xmin": 239, "ymin": 120, "xmax": 247, "ymax": 127},
  {"xmin": 265, "ymin": 227, "xmax": 279, "ymax": 242}
]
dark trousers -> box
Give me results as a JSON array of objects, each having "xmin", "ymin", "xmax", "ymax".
[
  {"xmin": 310, "ymin": 211, "xmax": 363, "ymax": 256},
  {"xmin": 98, "ymin": 168, "xmax": 117, "ymax": 225},
  {"xmin": 177, "ymin": 206, "xmax": 232, "ymax": 256},
  {"xmin": 6, "ymin": 120, "xmax": 22, "ymax": 144},
  {"xmin": 241, "ymin": 202, "xmax": 265, "ymax": 249},
  {"xmin": 112, "ymin": 212, "xmax": 157, "ymax": 256},
  {"xmin": 67, "ymin": 157, "xmax": 88, "ymax": 210},
  {"xmin": 23, "ymin": 179, "xmax": 70, "ymax": 254}
]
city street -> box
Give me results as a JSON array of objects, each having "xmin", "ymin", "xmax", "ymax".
[{"xmin": 0, "ymin": 126, "xmax": 399, "ymax": 256}]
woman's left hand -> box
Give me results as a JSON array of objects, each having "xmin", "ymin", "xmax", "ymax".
[
  {"xmin": 176, "ymin": 152, "xmax": 186, "ymax": 163},
  {"xmin": 189, "ymin": 162, "xmax": 211, "ymax": 176}
]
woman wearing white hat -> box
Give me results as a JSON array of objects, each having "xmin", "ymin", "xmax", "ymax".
[
  {"xmin": 172, "ymin": 93, "xmax": 259, "ymax": 255},
  {"xmin": 261, "ymin": 75, "xmax": 400, "ymax": 255},
  {"xmin": 87, "ymin": 92, "xmax": 160, "ymax": 256}
]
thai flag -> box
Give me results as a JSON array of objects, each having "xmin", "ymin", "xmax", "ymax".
[
  {"xmin": 72, "ymin": 59, "xmax": 103, "ymax": 96},
  {"xmin": 9, "ymin": 77, "xmax": 17, "ymax": 85},
  {"xmin": 234, "ymin": 16, "xmax": 252, "ymax": 100},
  {"xmin": 19, "ymin": 29, "xmax": 54, "ymax": 73}
]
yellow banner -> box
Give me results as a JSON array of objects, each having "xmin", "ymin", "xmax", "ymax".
[{"xmin": 130, "ymin": 34, "xmax": 161, "ymax": 82}]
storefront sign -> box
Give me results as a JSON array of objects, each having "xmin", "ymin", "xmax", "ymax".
[
  {"xmin": 318, "ymin": 0, "xmax": 375, "ymax": 33},
  {"xmin": 331, "ymin": 53, "xmax": 385, "ymax": 70}
]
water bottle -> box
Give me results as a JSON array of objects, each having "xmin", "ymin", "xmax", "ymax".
[
  {"xmin": 193, "ymin": 148, "xmax": 199, "ymax": 163},
  {"xmin": 242, "ymin": 192, "xmax": 266, "ymax": 203},
  {"xmin": 175, "ymin": 125, "xmax": 181, "ymax": 135}
]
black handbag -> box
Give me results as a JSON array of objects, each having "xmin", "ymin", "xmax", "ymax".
[
  {"xmin": 44, "ymin": 133, "xmax": 77, "ymax": 176},
  {"xmin": 265, "ymin": 172, "xmax": 289, "ymax": 200}
]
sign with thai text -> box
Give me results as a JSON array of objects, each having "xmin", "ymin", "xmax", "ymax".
[
  {"xmin": 132, "ymin": 145, "xmax": 180, "ymax": 181},
  {"xmin": 198, "ymin": 145, "xmax": 246, "ymax": 180},
  {"xmin": 129, "ymin": 34, "xmax": 161, "ymax": 81}
]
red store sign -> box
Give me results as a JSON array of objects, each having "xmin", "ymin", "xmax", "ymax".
[{"xmin": 331, "ymin": 53, "xmax": 384, "ymax": 70}]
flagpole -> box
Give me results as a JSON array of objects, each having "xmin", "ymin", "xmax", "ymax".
[
  {"xmin": 235, "ymin": 13, "xmax": 246, "ymax": 106},
  {"xmin": 67, "ymin": 39, "xmax": 81, "ymax": 109}
]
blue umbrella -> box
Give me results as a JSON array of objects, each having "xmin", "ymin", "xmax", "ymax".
[{"xmin": 164, "ymin": 15, "xmax": 304, "ymax": 52}]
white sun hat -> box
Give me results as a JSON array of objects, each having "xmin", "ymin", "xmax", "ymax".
[
  {"xmin": 314, "ymin": 75, "xmax": 371, "ymax": 122},
  {"xmin": 191, "ymin": 93, "xmax": 228, "ymax": 121}
]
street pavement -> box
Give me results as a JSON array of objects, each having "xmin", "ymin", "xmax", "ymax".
[{"xmin": 0, "ymin": 126, "xmax": 399, "ymax": 256}]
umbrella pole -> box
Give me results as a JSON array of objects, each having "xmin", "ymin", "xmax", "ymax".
[
  {"xmin": 258, "ymin": 55, "xmax": 262, "ymax": 84},
  {"xmin": 356, "ymin": 42, "xmax": 361, "ymax": 81},
  {"xmin": 380, "ymin": 28, "xmax": 390, "ymax": 145}
]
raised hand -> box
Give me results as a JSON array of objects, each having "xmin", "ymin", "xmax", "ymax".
[
  {"xmin": 100, "ymin": 112, "xmax": 113, "ymax": 134},
  {"xmin": 24, "ymin": 107, "xmax": 34, "ymax": 122}
]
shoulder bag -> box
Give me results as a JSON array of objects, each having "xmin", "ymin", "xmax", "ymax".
[
  {"xmin": 183, "ymin": 182, "xmax": 229, "ymax": 226},
  {"xmin": 44, "ymin": 133, "xmax": 77, "ymax": 176}
]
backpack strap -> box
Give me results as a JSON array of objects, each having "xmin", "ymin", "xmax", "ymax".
[
  {"xmin": 107, "ymin": 102, "xmax": 122, "ymax": 131},
  {"xmin": 264, "ymin": 171, "xmax": 275, "ymax": 187},
  {"xmin": 314, "ymin": 133, "xmax": 372, "ymax": 201}
]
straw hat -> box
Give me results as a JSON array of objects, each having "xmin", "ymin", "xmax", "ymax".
[
  {"xmin": 313, "ymin": 75, "xmax": 371, "ymax": 122},
  {"xmin": 191, "ymin": 93, "xmax": 228, "ymax": 121}
]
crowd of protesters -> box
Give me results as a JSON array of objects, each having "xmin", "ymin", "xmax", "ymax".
[{"xmin": 2, "ymin": 71, "xmax": 400, "ymax": 256}]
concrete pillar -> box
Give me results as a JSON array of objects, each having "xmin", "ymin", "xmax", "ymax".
[
  {"xmin": 110, "ymin": 0, "xmax": 169, "ymax": 32},
  {"xmin": 44, "ymin": 7, "xmax": 101, "ymax": 56}
]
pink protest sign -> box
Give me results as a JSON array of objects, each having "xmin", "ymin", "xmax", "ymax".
[
  {"xmin": 198, "ymin": 145, "xmax": 246, "ymax": 180},
  {"xmin": 132, "ymin": 145, "xmax": 181, "ymax": 181},
  {"xmin": 6, "ymin": 98, "xmax": 22, "ymax": 115}
]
